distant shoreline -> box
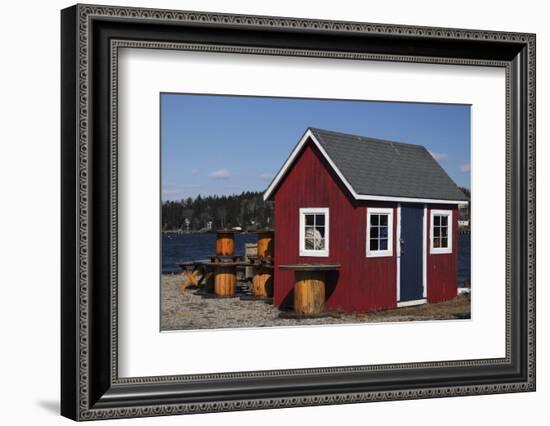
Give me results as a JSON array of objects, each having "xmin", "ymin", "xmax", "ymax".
[
  {"xmin": 162, "ymin": 229, "xmax": 208, "ymax": 234},
  {"xmin": 162, "ymin": 229, "xmax": 256, "ymax": 234}
]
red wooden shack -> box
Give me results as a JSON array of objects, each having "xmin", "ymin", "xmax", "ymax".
[{"xmin": 263, "ymin": 128, "xmax": 468, "ymax": 312}]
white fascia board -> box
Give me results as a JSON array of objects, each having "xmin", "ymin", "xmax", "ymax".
[
  {"xmin": 306, "ymin": 132, "xmax": 360, "ymax": 199},
  {"xmin": 263, "ymin": 129, "xmax": 317, "ymax": 201},
  {"xmin": 263, "ymin": 129, "xmax": 359, "ymax": 201},
  {"xmin": 355, "ymin": 194, "xmax": 468, "ymax": 205},
  {"xmin": 263, "ymin": 130, "xmax": 469, "ymax": 206}
]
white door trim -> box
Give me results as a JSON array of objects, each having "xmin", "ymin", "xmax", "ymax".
[
  {"xmin": 397, "ymin": 204, "xmax": 428, "ymax": 307},
  {"xmin": 423, "ymin": 204, "xmax": 428, "ymax": 299},
  {"xmin": 396, "ymin": 203, "xmax": 401, "ymax": 303}
]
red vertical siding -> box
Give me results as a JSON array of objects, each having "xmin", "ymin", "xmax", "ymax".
[
  {"xmin": 273, "ymin": 141, "xmax": 397, "ymax": 312},
  {"xmin": 426, "ymin": 206, "xmax": 459, "ymax": 302}
]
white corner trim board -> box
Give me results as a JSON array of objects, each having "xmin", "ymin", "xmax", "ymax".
[{"xmin": 263, "ymin": 129, "xmax": 468, "ymax": 205}]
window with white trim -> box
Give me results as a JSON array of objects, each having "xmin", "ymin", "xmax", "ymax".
[
  {"xmin": 430, "ymin": 210, "xmax": 453, "ymax": 254},
  {"xmin": 366, "ymin": 208, "xmax": 393, "ymax": 258},
  {"xmin": 299, "ymin": 208, "xmax": 329, "ymax": 257}
]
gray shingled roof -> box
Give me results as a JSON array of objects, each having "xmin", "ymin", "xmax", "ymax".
[{"xmin": 308, "ymin": 128, "xmax": 468, "ymax": 201}]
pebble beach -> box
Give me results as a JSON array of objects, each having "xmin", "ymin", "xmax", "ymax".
[{"xmin": 161, "ymin": 273, "xmax": 471, "ymax": 331}]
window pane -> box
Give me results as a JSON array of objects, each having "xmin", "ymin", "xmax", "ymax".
[
  {"xmin": 305, "ymin": 227, "xmax": 316, "ymax": 250},
  {"xmin": 379, "ymin": 238, "xmax": 388, "ymax": 251},
  {"xmin": 316, "ymin": 238, "xmax": 325, "ymax": 250},
  {"xmin": 434, "ymin": 226, "xmax": 441, "ymax": 238},
  {"xmin": 316, "ymin": 225, "xmax": 325, "ymax": 238},
  {"xmin": 441, "ymin": 216, "xmax": 448, "ymax": 226},
  {"xmin": 441, "ymin": 237, "xmax": 448, "ymax": 248},
  {"xmin": 434, "ymin": 237, "xmax": 441, "ymax": 248},
  {"xmin": 370, "ymin": 227, "xmax": 379, "ymax": 239},
  {"xmin": 441, "ymin": 226, "xmax": 448, "ymax": 237},
  {"xmin": 303, "ymin": 212, "xmax": 328, "ymax": 252},
  {"xmin": 315, "ymin": 214, "xmax": 325, "ymax": 226},
  {"xmin": 434, "ymin": 215, "xmax": 441, "ymax": 226},
  {"xmin": 379, "ymin": 226, "xmax": 388, "ymax": 239},
  {"xmin": 379, "ymin": 214, "xmax": 388, "ymax": 226},
  {"xmin": 369, "ymin": 239, "xmax": 378, "ymax": 251},
  {"xmin": 370, "ymin": 214, "xmax": 379, "ymax": 226}
]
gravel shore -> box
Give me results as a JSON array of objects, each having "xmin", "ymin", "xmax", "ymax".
[{"xmin": 161, "ymin": 273, "xmax": 471, "ymax": 331}]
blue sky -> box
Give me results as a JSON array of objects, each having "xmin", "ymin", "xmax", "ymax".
[{"xmin": 161, "ymin": 94, "xmax": 470, "ymax": 201}]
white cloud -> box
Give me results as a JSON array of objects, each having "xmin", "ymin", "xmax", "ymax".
[
  {"xmin": 459, "ymin": 162, "xmax": 471, "ymax": 173},
  {"xmin": 208, "ymin": 169, "xmax": 231, "ymax": 179},
  {"xmin": 428, "ymin": 150, "xmax": 448, "ymax": 162},
  {"xmin": 259, "ymin": 172, "xmax": 274, "ymax": 181}
]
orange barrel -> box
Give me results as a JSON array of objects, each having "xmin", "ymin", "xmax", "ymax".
[
  {"xmin": 256, "ymin": 230, "xmax": 274, "ymax": 260},
  {"xmin": 214, "ymin": 265, "xmax": 236, "ymax": 297},
  {"xmin": 293, "ymin": 271, "xmax": 325, "ymax": 315},
  {"xmin": 252, "ymin": 267, "xmax": 273, "ymax": 298},
  {"xmin": 215, "ymin": 231, "xmax": 235, "ymax": 257}
]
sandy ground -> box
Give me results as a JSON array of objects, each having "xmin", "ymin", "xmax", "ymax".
[{"xmin": 161, "ymin": 273, "xmax": 471, "ymax": 331}]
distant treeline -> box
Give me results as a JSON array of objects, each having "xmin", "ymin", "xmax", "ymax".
[
  {"xmin": 162, "ymin": 187, "xmax": 470, "ymax": 231},
  {"xmin": 162, "ymin": 191, "xmax": 274, "ymax": 231}
]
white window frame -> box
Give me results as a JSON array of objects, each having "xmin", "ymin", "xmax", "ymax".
[
  {"xmin": 366, "ymin": 207, "xmax": 394, "ymax": 258},
  {"xmin": 430, "ymin": 209, "xmax": 453, "ymax": 254},
  {"xmin": 299, "ymin": 207, "xmax": 329, "ymax": 257}
]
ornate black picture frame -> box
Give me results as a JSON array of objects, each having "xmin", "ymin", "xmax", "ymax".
[{"xmin": 61, "ymin": 4, "xmax": 536, "ymax": 421}]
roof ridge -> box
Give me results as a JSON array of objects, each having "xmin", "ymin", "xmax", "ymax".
[
  {"xmin": 308, "ymin": 127, "xmax": 424, "ymax": 149},
  {"xmin": 263, "ymin": 126, "xmax": 468, "ymax": 202}
]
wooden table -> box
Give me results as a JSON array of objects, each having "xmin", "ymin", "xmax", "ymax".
[
  {"xmin": 210, "ymin": 255, "xmax": 242, "ymax": 263},
  {"xmin": 279, "ymin": 263, "xmax": 340, "ymax": 316}
]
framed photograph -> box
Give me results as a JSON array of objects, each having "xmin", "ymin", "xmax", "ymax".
[{"xmin": 61, "ymin": 4, "xmax": 536, "ymax": 421}]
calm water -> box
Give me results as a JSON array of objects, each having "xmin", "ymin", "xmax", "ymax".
[
  {"xmin": 162, "ymin": 232, "xmax": 257, "ymax": 273},
  {"xmin": 162, "ymin": 232, "xmax": 471, "ymax": 287}
]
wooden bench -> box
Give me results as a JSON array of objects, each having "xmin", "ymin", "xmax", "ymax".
[{"xmin": 176, "ymin": 261, "xmax": 212, "ymax": 291}]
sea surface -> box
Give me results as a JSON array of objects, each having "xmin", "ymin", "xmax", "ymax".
[
  {"xmin": 162, "ymin": 232, "xmax": 471, "ymax": 287},
  {"xmin": 162, "ymin": 232, "xmax": 257, "ymax": 273}
]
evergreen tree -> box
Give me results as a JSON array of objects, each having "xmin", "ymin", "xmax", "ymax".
[{"xmin": 162, "ymin": 191, "xmax": 274, "ymax": 231}]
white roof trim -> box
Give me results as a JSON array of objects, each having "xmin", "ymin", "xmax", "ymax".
[
  {"xmin": 263, "ymin": 129, "xmax": 317, "ymax": 201},
  {"xmin": 263, "ymin": 129, "xmax": 468, "ymax": 206},
  {"xmin": 354, "ymin": 194, "xmax": 468, "ymax": 205}
]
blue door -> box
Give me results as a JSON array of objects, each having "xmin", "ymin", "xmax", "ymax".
[{"xmin": 399, "ymin": 205, "xmax": 424, "ymax": 302}]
